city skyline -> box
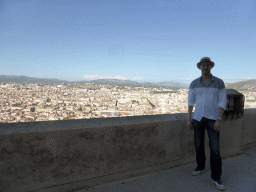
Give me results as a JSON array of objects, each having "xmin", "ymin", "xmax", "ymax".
[
  {"xmin": 1, "ymin": 0, "xmax": 256, "ymax": 83},
  {"xmin": 1, "ymin": 81, "xmax": 256, "ymax": 123}
]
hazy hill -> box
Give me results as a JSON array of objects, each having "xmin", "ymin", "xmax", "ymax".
[
  {"xmin": 155, "ymin": 81, "xmax": 188, "ymax": 88},
  {"xmin": 3, "ymin": 75, "xmax": 256, "ymax": 91},
  {"xmin": 0, "ymin": 75, "xmax": 188, "ymax": 89},
  {"xmin": 226, "ymin": 79, "xmax": 256, "ymax": 91},
  {"xmin": 75, "ymin": 79, "xmax": 140, "ymax": 87},
  {"xmin": 0, "ymin": 75, "xmax": 69, "ymax": 84},
  {"xmin": 92, "ymin": 79, "xmax": 188, "ymax": 89}
]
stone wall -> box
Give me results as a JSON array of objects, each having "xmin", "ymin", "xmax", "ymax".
[
  {"xmin": 0, "ymin": 110, "xmax": 255, "ymax": 192},
  {"xmin": 242, "ymin": 109, "xmax": 256, "ymax": 149}
]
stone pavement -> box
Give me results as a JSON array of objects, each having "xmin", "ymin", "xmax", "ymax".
[{"xmin": 75, "ymin": 148, "xmax": 256, "ymax": 192}]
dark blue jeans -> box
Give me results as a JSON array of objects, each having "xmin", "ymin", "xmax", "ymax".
[{"xmin": 192, "ymin": 117, "xmax": 222, "ymax": 180}]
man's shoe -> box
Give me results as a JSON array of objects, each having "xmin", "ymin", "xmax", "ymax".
[
  {"xmin": 191, "ymin": 167, "xmax": 205, "ymax": 176},
  {"xmin": 212, "ymin": 178, "xmax": 226, "ymax": 191}
]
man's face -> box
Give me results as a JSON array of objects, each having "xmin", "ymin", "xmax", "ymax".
[{"xmin": 200, "ymin": 62, "xmax": 212, "ymax": 75}]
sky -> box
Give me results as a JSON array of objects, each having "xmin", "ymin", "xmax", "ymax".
[{"xmin": 1, "ymin": 0, "xmax": 256, "ymax": 84}]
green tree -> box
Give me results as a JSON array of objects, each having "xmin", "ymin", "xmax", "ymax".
[
  {"xmin": 147, "ymin": 99, "xmax": 155, "ymax": 108},
  {"xmin": 30, "ymin": 107, "xmax": 35, "ymax": 112}
]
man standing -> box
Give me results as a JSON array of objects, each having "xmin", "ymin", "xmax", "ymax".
[{"xmin": 187, "ymin": 57, "xmax": 227, "ymax": 191}]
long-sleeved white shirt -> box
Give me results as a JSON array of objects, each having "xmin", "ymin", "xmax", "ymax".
[{"xmin": 188, "ymin": 75, "xmax": 227, "ymax": 121}]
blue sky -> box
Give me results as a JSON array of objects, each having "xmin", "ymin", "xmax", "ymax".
[{"xmin": 1, "ymin": 0, "xmax": 256, "ymax": 84}]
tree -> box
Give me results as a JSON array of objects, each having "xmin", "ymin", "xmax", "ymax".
[
  {"xmin": 147, "ymin": 99, "xmax": 155, "ymax": 108},
  {"xmin": 30, "ymin": 107, "xmax": 35, "ymax": 112}
]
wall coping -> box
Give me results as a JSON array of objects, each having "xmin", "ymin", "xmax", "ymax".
[
  {"xmin": 244, "ymin": 108, "xmax": 256, "ymax": 114},
  {"xmin": 0, "ymin": 113, "xmax": 188, "ymax": 135},
  {"xmin": 1, "ymin": 109, "xmax": 255, "ymax": 135}
]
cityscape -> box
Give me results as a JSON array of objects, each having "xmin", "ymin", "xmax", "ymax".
[{"xmin": 1, "ymin": 82, "xmax": 256, "ymax": 123}]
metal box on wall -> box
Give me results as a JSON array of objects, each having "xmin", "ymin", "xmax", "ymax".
[{"xmin": 224, "ymin": 89, "xmax": 245, "ymax": 119}]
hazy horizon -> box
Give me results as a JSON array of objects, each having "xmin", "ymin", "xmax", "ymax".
[{"xmin": 1, "ymin": 74, "xmax": 255, "ymax": 86}]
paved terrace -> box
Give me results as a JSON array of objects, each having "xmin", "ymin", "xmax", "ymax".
[
  {"xmin": 0, "ymin": 109, "xmax": 256, "ymax": 192},
  {"xmin": 76, "ymin": 147, "xmax": 256, "ymax": 192}
]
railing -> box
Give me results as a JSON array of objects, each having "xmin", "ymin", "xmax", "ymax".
[{"xmin": 0, "ymin": 109, "xmax": 256, "ymax": 192}]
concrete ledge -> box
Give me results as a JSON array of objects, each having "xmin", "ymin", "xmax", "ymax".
[
  {"xmin": 0, "ymin": 113, "xmax": 188, "ymax": 135},
  {"xmin": 244, "ymin": 108, "xmax": 256, "ymax": 114}
]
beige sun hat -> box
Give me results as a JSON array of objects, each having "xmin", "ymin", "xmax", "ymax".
[{"xmin": 197, "ymin": 57, "xmax": 215, "ymax": 69}]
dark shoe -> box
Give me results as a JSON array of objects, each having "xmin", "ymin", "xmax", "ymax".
[
  {"xmin": 212, "ymin": 178, "xmax": 226, "ymax": 191},
  {"xmin": 191, "ymin": 167, "xmax": 205, "ymax": 176}
]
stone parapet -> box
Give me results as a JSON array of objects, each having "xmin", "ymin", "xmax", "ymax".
[{"xmin": 0, "ymin": 110, "xmax": 255, "ymax": 192}]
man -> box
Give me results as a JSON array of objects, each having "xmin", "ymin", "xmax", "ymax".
[{"xmin": 187, "ymin": 57, "xmax": 227, "ymax": 191}]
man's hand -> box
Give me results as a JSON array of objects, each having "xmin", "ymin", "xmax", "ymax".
[
  {"xmin": 187, "ymin": 118, "xmax": 193, "ymax": 130},
  {"xmin": 214, "ymin": 119, "xmax": 222, "ymax": 132}
]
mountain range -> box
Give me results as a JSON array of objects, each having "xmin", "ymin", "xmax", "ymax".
[
  {"xmin": 225, "ymin": 79, "xmax": 256, "ymax": 91},
  {"xmin": 0, "ymin": 75, "xmax": 188, "ymax": 89},
  {"xmin": 1, "ymin": 75, "xmax": 256, "ymax": 91}
]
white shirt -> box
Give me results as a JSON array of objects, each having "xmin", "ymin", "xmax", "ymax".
[{"xmin": 188, "ymin": 75, "xmax": 227, "ymax": 121}]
